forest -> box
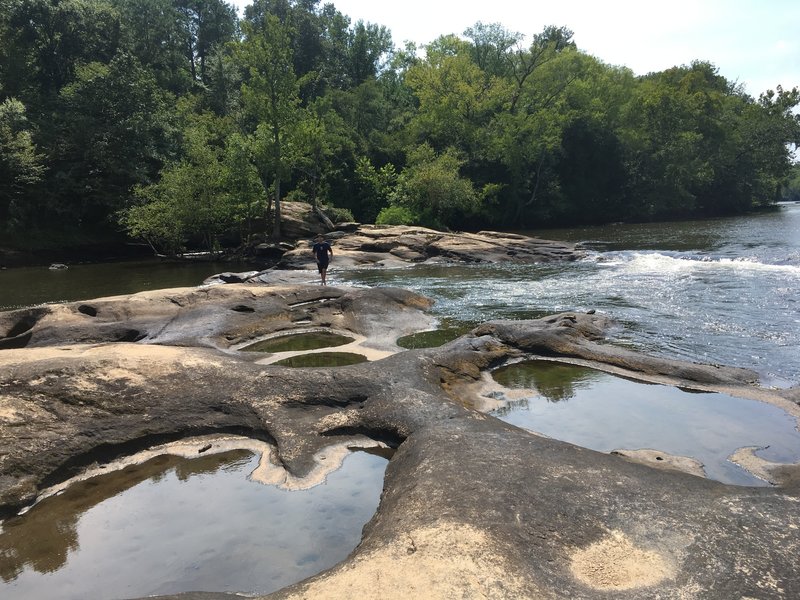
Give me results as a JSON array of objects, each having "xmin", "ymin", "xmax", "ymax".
[{"xmin": 1, "ymin": 0, "xmax": 799, "ymax": 254}]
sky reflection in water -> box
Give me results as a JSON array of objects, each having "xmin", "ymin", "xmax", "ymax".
[{"xmin": 0, "ymin": 449, "xmax": 387, "ymax": 600}]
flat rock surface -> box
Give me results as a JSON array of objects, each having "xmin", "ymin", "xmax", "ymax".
[
  {"xmin": 1, "ymin": 285, "xmax": 798, "ymax": 599},
  {"xmin": 275, "ymin": 225, "xmax": 582, "ymax": 270}
]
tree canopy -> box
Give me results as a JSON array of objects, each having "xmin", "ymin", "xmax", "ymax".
[{"xmin": 1, "ymin": 0, "xmax": 798, "ymax": 253}]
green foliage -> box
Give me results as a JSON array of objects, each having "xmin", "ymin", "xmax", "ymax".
[
  {"xmin": 238, "ymin": 12, "xmax": 301, "ymax": 237},
  {"xmin": 352, "ymin": 156, "xmax": 397, "ymax": 222},
  {"xmin": 783, "ymin": 164, "xmax": 800, "ymax": 202},
  {"xmin": 0, "ymin": 98, "xmax": 45, "ymax": 230},
  {"xmin": 323, "ymin": 205, "xmax": 354, "ymax": 223},
  {"xmin": 291, "ymin": 97, "xmax": 354, "ymax": 210},
  {"xmin": 389, "ymin": 143, "xmax": 479, "ymax": 229},
  {"xmin": 2, "ymin": 2, "xmax": 799, "ymax": 252},
  {"xmin": 56, "ymin": 52, "xmax": 176, "ymax": 225},
  {"xmin": 375, "ymin": 205, "xmax": 419, "ymax": 225},
  {"xmin": 120, "ymin": 108, "xmax": 244, "ymax": 253}
]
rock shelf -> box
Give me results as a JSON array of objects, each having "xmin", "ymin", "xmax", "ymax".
[{"xmin": 1, "ymin": 283, "xmax": 799, "ymax": 599}]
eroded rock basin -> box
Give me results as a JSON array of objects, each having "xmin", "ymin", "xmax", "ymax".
[
  {"xmin": 2, "ymin": 285, "xmax": 800, "ymax": 599},
  {"xmin": 489, "ymin": 360, "xmax": 800, "ymax": 485},
  {"xmin": 0, "ymin": 436, "xmax": 389, "ymax": 600}
]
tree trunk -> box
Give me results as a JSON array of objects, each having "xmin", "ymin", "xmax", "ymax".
[{"xmin": 314, "ymin": 205, "xmax": 335, "ymax": 230}]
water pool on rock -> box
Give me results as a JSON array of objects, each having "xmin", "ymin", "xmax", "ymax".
[
  {"xmin": 0, "ymin": 448, "xmax": 388, "ymax": 600},
  {"xmin": 240, "ymin": 331, "xmax": 355, "ymax": 353},
  {"xmin": 490, "ymin": 360, "xmax": 800, "ymax": 486},
  {"xmin": 396, "ymin": 320, "xmax": 475, "ymax": 349},
  {"xmin": 273, "ymin": 352, "xmax": 368, "ymax": 367}
]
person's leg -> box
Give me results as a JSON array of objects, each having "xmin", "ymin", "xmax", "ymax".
[{"xmin": 321, "ymin": 267, "xmax": 327, "ymax": 285}]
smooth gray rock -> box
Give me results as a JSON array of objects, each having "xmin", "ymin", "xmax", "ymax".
[{"xmin": 1, "ymin": 287, "xmax": 798, "ymax": 599}]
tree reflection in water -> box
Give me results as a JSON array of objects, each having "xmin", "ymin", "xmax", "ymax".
[
  {"xmin": 491, "ymin": 360, "xmax": 603, "ymax": 403},
  {"xmin": 0, "ymin": 450, "xmax": 252, "ymax": 582}
]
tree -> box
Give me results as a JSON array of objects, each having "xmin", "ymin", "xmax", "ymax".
[
  {"xmin": 486, "ymin": 41, "xmax": 583, "ymax": 225},
  {"xmin": 120, "ymin": 106, "xmax": 241, "ymax": 254},
  {"xmin": 111, "ymin": 0, "xmax": 193, "ymax": 94},
  {"xmin": 175, "ymin": 0, "xmax": 238, "ymax": 85},
  {"xmin": 238, "ymin": 13, "xmax": 300, "ymax": 238},
  {"xmin": 221, "ymin": 131, "xmax": 266, "ymax": 241},
  {"xmin": 292, "ymin": 98, "xmax": 353, "ymax": 213},
  {"xmin": 463, "ymin": 21, "xmax": 521, "ymax": 78},
  {"xmin": 387, "ymin": 143, "xmax": 479, "ymax": 229},
  {"xmin": 783, "ymin": 163, "xmax": 800, "ymax": 202},
  {"xmin": 2, "ymin": 0, "xmax": 121, "ymax": 101},
  {"xmin": 406, "ymin": 35, "xmax": 507, "ymax": 158},
  {"xmin": 348, "ymin": 20, "xmax": 393, "ymax": 86},
  {"xmin": 353, "ymin": 155, "xmax": 397, "ymax": 223},
  {"xmin": 56, "ymin": 53, "xmax": 176, "ymax": 227},
  {"xmin": 0, "ymin": 98, "xmax": 45, "ymax": 230}
]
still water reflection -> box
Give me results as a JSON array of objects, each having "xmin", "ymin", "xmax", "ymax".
[
  {"xmin": 0, "ymin": 260, "xmax": 258, "ymax": 311},
  {"xmin": 273, "ymin": 351, "xmax": 368, "ymax": 367},
  {"xmin": 491, "ymin": 361, "xmax": 800, "ymax": 486},
  {"xmin": 0, "ymin": 448, "xmax": 387, "ymax": 600},
  {"xmin": 241, "ymin": 331, "xmax": 355, "ymax": 353}
]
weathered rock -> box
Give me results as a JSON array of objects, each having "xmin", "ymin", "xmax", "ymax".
[
  {"xmin": 1, "ymin": 286, "xmax": 799, "ymax": 599},
  {"xmin": 276, "ymin": 224, "xmax": 583, "ymax": 270},
  {"xmin": 0, "ymin": 284, "xmax": 435, "ymax": 352},
  {"xmin": 253, "ymin": 241, "xmax": 295, "ymax": 259},
  {"xmin": 279, "ymin": 201, "xmax": 331, "ymax": 239},
  {"xmin": 217, "ymin": 271, "xmax": 260, "ymax": 283}
]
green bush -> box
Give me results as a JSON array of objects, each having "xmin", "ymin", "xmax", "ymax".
[
  {"xmin": 324, "ymin": 205, "xmax": 355, "ymax": 223},
  {"xmin": 375, "ymin": 205, "xmax": 419, "ymax": 225}
]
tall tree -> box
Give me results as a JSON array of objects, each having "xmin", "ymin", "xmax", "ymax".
[
  {"xmin": 386, "ymin": 143, "xmax": 479, "ymax": 229},
  {"xmin": 56, "ymin": 52, "xmax": 176, "ymax": 227},
  {"xmin": 238, "ymin": 13, "xmax": 300, "ymax": 238},
  {"xmin": 2, "ymin": 0, "xmax": 121, "ymax": 102},
  {"xmin": 406, "ymin": 34, "xmax": 507, "ymax": 158},
  {"xmin": 121, "ymin": 107, "xmax": 239, "ymax": 254},
  {"xmin": 0, "ymin": 98, "xmax": 45, "ymax": 230},
  {"xmin": 112, "ymin": 0, "xmax": 193, "ymax": 94},
  {"xmin": 175, "ymin": 0, "xmax": 238, "ymax": 85}
]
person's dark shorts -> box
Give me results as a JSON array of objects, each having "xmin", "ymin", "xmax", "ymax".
[{"xmin": 317, "ymin": 260, "xmax": 329, "ymax": 273}]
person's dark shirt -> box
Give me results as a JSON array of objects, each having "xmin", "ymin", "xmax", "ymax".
[{"xmin": 312, "ymin": 241, "xmax": 332, "ymax": 264}]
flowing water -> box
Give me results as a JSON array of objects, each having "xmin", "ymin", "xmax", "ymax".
[
  {"xmin": 337, "ymin": 203, "xmax": 800, "ymax": 387},
  {"xmin": 2, "ymin": 206, "xmax": 797, "ymax": 385}
]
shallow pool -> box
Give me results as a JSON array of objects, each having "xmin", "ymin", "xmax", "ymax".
[
  {"xmin": 0, "ymin": 447, "xmax": 388, "ymax": 599},
  {"xmin": 241, "ymin": 331, "xmax": 355, "ymax": 353},
  {"xmin": 490, "ymin": 360, "xmax": 800, "ymax": 486}
]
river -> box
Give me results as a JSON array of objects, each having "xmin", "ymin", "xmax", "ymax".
[{"xmin": 2, "ymin": 204, "xmax": 798, "ymax": 386}]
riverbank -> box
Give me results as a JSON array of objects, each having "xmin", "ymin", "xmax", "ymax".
[{"xmin": 0, "ymin": 241, "xmax": 155, "ymax": 269}]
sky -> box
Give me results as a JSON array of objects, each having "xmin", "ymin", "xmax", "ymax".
[{"xmin": 231, "ymin": 0, "xmax": 800, "ymax": 98}]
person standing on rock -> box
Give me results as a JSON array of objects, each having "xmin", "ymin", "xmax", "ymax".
[{"xmin": 312, "ymin": 234, "xmax": 333, "ymax": 285}]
